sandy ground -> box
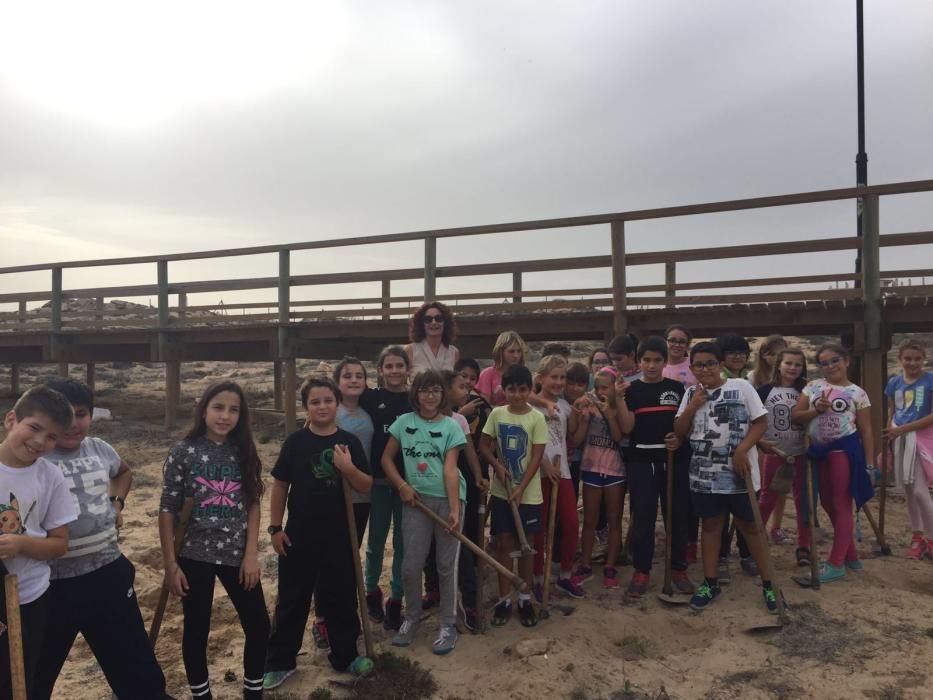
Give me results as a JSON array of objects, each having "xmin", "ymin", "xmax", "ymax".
[{"xmin": 3, "ymin": 353, "xmax": 933, "ymax": 700}]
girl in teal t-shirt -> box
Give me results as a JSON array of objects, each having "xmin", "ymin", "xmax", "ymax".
[{"xmin": 380, "ymin": 369, "xmax": 466, "ymax": 655}]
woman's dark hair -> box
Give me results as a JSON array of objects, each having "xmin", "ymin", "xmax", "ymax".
[
  {"xmin": 636, "ymin": 336, "xmax": 668, "ymax": 361},
  {"xmin": 332, "ymin": 356, "xmax": 367, "ymax": 385},
  {"xmin": 408, "ymin": 302, "xmax": 458, "ymax": 345},
  {"xmin": 300, "ymin": 376, "xmax": 342, "ymax": 407},
  {"xmin": 186, "ymin": 381, "xmax": 264, "ymax": 508},
  {"xmin": 409, "ymin": 369, "xmax": 446, "ymax": 413}
]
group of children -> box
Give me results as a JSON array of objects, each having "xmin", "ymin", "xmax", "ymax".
[{"xmin": 1, "ymin": 297, "xmax": 931, "ymax": 699}]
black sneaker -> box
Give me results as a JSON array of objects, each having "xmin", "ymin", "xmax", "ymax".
[
  {"xmin": 518, "ymin": 600, "xmax": 538, "ymax": 627},
  {"xmin": 383, "ymin": 598, "xmax": 403, "ymax": 632},
  {"xmin": 366, "ymin": 588, "xmax": 385, "ymax": 623},
  {"xmin": 492, "ymin": 602, "xmax": 511, "ymax": 627}
]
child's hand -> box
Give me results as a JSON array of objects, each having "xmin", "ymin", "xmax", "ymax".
[
  {"xmin": 883, "ymin": 424, "xmax": 905, "ymax": 439},
  {"xmin": 239, "ymin": 553, "xmax": 261, "ymax": 590},
  {"xmin": 664, "ymin": 432, "xmax": 681, "ymax": 452},
  {"xmin": 689, "ymin": 386, "xmax": 709, "ymax": 411},
  {"xmin": 165, "ymin": 562, "xmax": 189, "ymax": 597},
  {"xmin": 758, "ymin": 438, "xmax": 776, "ymax": 455},
  {"xmin": 447, "ymin": 507, "xmax": 460, "ymax": 533},
  {"xmin": 615, "ymin": 378, "xmax": 630, "ymax": 402},
  {"xmin": 271, "ymin": 530, "xmax": 292, "ymax": 557},
  {"xmin": 476, "ymin": 477, "xmax": 490, "ymax": 495},
  {"xmin": 459, "ymin": 398, "xmax": 482, "ymax": 418},
  {"xmin": 493, "ymin": 464, "xmax": 509, "ymax": 486},
  {"xmin": 814, "ymin": 396, "xmax": 832, "ymax": 414},
  {"xmin": 572, "ymin": 395, "xmax": 593, "ymax": 414},
  {"xmin": 541, "ymin": 457, "xmax": 560, "ymax": 483},
  {"xmin": 332, "ymin": 444, "xmax": 353, "ymax": 473},
  {"xmin": 732, "ymin": 448, "xmax": 750, "ymax": 477},
  {"xmin": 398, "ymin": 483, "xmax": 419, "ymax": 505},
  {"xmin": 0, "ymin": 534, "xmax": 23, "ymax": 559},
  {"xmin": 509, "ymin": 483, "xmax": 526, "ymax": 504}
]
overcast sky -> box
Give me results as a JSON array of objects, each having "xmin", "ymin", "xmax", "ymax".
[{"xmin": 1, "ymin": 1, "xmax": 931, "ymax": 310}]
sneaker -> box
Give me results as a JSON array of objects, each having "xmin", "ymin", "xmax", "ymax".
[
  {"xmin": 845, "ymin": 559, "xmax": 863, "ymax": 571},
  {"xmin": 818, "ymin": 561, "xmax": 846, "ymax": 583},
  {"xmin": 671, "ymin": 570, "xmax": 695, "ymax": 594},
  {"xmin": 717, "ymin": 558, "xmax": 732, "ymax": 585},
  {"xmin": 603, "ymin": 566, "xmax": 620, "ymax": 589},
  {"xmin": 391, "ymin": 619, "xmax": 420, "ymax": 647},
  {"xmin": 492, "ymin": 601, "xmax": 512, "ymax": 627},
  {"xmin": 740, "ymin": 557, "xmax": 759, "ymax": 577},
  {"xmin": 422, "ymin": 590, "xmax": 440, "ymax": 610},
  {"xmin": 771, "ymin": 528, "xmax": 793, "ymax": 546},
  {"xmin": 627, "ymin": 572, "xmax": 649, "ymax": 598},
  {"xmin": 366, "ymin": 588, "xmax": 385, "ymax": 623},
  {"xmin": 262, "ymin": 669, "xmax": 296, "ymax": 690},
  {"xmin": 533, "ymin": 583, "xmax": 544, "ymax": 604},
  {"xmin": 432, "ymin": 625, "xmax": 458, "ymax": 655},
  {"xmin": 795, "ymin": 547, "xmax": 811, "ymax": 567},
  {"xmin": 311, "ymin": 620, "xmax": 330, "ymax": 650},
  {"xmin": 905, "ymin": 535, "xmax": 927, "ymax": 560},
  {"xmin": 349, "ymin": 656, "xmax": 374, "ymax": 677},
  {"xmin": 556, "ymin": 577, "xmax": 585, "ymax": 599},
  {"xmin": 518, "ymin": 600, "xmax": 538, "ymax": 627},
  {"xmin": 686, "ymin": 542, "xmax": 698, "ymax": 565},
  {"xmin": 762, "ymin": 586, "xmax": 778, "ymax": 614},
  {"xmin": 383, "ymin": 598, "xmax": 403, "ymax": 632},
  {"xmin": 688, "ymin": 581, "xmax": 722, "ymax": 611},
  {"xmin": 570, "ymin": 564, "xmax": 593, "ymax": 587}
]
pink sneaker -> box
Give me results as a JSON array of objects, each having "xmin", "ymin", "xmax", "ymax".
[
  {"xmin": 602, "ymin": 566, "xmax": 620, "ymax": 589},
  {"xmin": 570, "ymin": 564, "xmax": 593, "ymax": 588},
  {"xmin": 905, "ymin": 535, "xmax": 927, "ymax": 560}
]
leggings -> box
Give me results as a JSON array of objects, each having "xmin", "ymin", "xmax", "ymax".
[
  {"xmin": 365, "ymin": 483, "xmax": 404, "ymax": 600},
  {"xmin": 904, "ymin": 462, "xmax": 933, "ymax": 538},
  {"xmin": 534, "ymin": 476, "xmax": 579, "ymax": 576},
  {"xmin": 179, "ymin": 558, "xmax": 269, "ymax": 700},
  {"xmin": 758, "ymin": 454, "xmax": 810, "ymax": 548},
  {"xmin": 816, "ymin": 450, "xmax": 858, "ymax": 567}
]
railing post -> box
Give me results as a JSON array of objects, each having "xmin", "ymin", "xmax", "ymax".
[
  {"xmin": 381, "ymin": 280, "xmax": 391, "ymax": 321},
  {"xmin": 424, "ymin": 237, "xmax": 437, "ymax": 302},
  {"xmin": 18, "ymin": 300, "xmax": 26, "ymax": 326},
  {"xmin": 665, "ymin": 262, "xmax": 676, "ymax": 308},
  {"xmin": 10, "ymin": 365, "xmax": 19, "ymax": 395},
  {"xmin": 273, "ymin": 361, "xmax": 283, "ymax": 410},
  {"xmin": 86, "ymin": 362, "xmax": 96, "ymax": 391},
  {"xmin": 178, "ymin": 292, "xmax": 187, "ymax": 324},
  {"xmin": 610, "ymin": 220, "xmax": 627, "ymax": 335},
  {"xmin": 512, "ymin": 272, "xmax": 522, "ymax": 304},
  {"xmin": 95, "ymin": 296, "xmax": 104, "ymax": 331},
  {"xmin": 860, "ymin": 194, "xmax": 883, "ymax": 453},
  {"xmin": 278, "ymin": 250, "xmax": 296, "ymax": 428},
  {"xmin": 157, "ymin": 260, "xmax": 169, "ymax": 329},
  {"xmin": 51, "ymin": 266, "xmax": 63, "ymax": 365}
]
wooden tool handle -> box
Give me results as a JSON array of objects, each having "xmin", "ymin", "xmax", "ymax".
[
  {"xmin": 342, "ymin": 479, "xmax": 374, "ymax": 658},
  {"xmin": 149, "ymin": 496, "xmax": 195, "ymax": 647},
  {"xmin": 4, "ymin": 574, "xmax": 26, "ymax": 700}
]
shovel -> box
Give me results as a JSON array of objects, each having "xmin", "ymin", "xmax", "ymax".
[
  {"xmin": 792, "ymin": 459, "xmax": 822, "ymax": 589},
  {"xmin": 540, "ymin": 457, "xmax": 561, "ymax": 619},
  {"xmin": 1, "ymin": 563, "xmax": 26, "ymax": 700},
  {"xmin": 342, "ymin": 479, "xmax": 374, "ymax": 658},
  {"xmin": 742, "ymin": 469, "xmax": 789, "ymax": 633},
  {"xmin": 657, "ymin": 449, "xmax": 688, "ymax": 606},
  {"xmin": 766, "ymin": 446, "xmax": 796, "ymax": 495},
  {"xmin": 476, "ymin": 494, "xmax": 490, "ymax": 633},
  {"xmin": 502, "ymin": 475, "xmax": 536, "ymax": 559}
]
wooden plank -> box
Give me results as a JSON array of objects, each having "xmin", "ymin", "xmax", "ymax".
[
  {"xmin": 284, "ymin": 358, "xmax": 297, "ymax": 429},
  {"xmin": 424, "ymin": 237, "xmax": 437, "ymax": 301},
  {"xmin": 51, "ymin": 268, "xmax": 62, "ymax": 333},
  {"xmin": 157, "ymin": 260, "xmax": 169, "ymax": 328},
  {"xmin": 86, "ymin": 362, "xmax": 95, "ymax": 391},
  {"xmin": 512, "ymin": 271, "xmax": 522, "ymax": 304},
  {"xmin": 611, "ymin": 220, "xmax": 626, "ymax": 335},
  {"xmin": 273, "ymin": 361, "xmax": 283, "ymax": 410},
  {"xmin": 165, "ymin": 361, "xmax": 180, "ymax": 428},
  {"xmin": 664, "ymin": 261, "xmax": 676, "ymax": 309},
  {"xmin": 381, "ymin": 280, "xmax": 391, "ymax": 321}
]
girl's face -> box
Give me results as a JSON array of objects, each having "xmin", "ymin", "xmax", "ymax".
[
  {"xmin": 762, "ymin": 344, "xmax": 787, "ymax": 371},
  {"xmin": 593, "ymin": 375, "xmax": 613, "ymax": 400},
  {"xmin": 638, "ymin": 350, "xmax": 666, "ymax": 381},
  {"xmin": 590, "ymin": 352, "xmax": 610, "ymax": 373},
  {"xmin": 539, "ymin": 367, "xmax": 566, "ymax": 399},
  {"xmin": 305, "ymin": 386, "xmax": 338, "ymax": 426},
  {"xmin": 778, "ymin": 354, "xmax": 805, "ymax": 386},
  {"xmin": 379, "ymin": 355, "xmax": 409, "ymax": 390},
  {"xmin": 459, "ymin": 367, "xmax": 478, "ymax": 394},
  {"xmin": 204, "ymin": 390, "xmax": 241, "ymax": 442},
  {"xmin": 565, "ymin": 379, "xmax": 587, "ymax": 404},
  {"xmin": 422, "ymin": 306, "xmax": 446, "ymax": 339},
  {"xmin": 817, "ymin": 350, "xmax": 849, "ymax": 384},
  {"xmin": 665, "ymin": 330, "xmax": 690, "ymax": 362},
  {"xmin": 416, "ymin": 384, "xmax": 444, "ymax": 417},
  {"xmin": 447, "ymin": 375, "xmax": 469, "ymax": 408},
  {"xmin": 503, "ymin": 342, "xmax": 523, "ymax": 368},
  {"xmin": 338, "ymin": 363, "xmax": 366, "ymax": 399},
  {"xmin": 901, "ymin": 348, "xmax": 926, "ymax": 378}
]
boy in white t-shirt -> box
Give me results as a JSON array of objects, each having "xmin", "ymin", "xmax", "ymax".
[{"xmin": 0, "ymin": 386, "xmax": 77, "ymax": 698}]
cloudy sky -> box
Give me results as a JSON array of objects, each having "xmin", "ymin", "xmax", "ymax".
[{"xmin": 1, "ymin": 1, "xmax": 931, "ymax": 310}]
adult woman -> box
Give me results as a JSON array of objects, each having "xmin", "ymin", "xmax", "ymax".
[{"xmin": 405, "ymin": 302, "xmax": 459, "ymax": 372}]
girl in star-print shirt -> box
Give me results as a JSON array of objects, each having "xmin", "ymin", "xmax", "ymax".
[{"xmin": 159, "ymin": 381, "xmax": 269, "ymax": 700}]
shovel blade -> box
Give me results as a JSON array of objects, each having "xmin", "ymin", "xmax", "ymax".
[{"xmin": 656, "ymin": 590, "xmax": 689, "ymax": 606}]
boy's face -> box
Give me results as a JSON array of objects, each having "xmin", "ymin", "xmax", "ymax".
[
  {"xmin": 459, "ymin": 367, "xmax": 478, "ymax": 394},
  {"xmin": 691, "ymin": 353, "xmax": 724, "ymax": 388},
  {"xmin": 638, "ymin": 350, "xmax": 666, "ymax": 381},
  {"xmin": 305, "ymin": 387, "xmax": 338, "ymax": 426},
  {"xmin": 901, "ymin": 348, "xmax": 926, "ymax": 378},
  {"xmin": 610, "ymin": 352, "xmax": 636, "ymax": 372},
  {"xmin": 57, "ymin": 404, "xmax": 92, "ymax": 451},
  {"xmin": 723, "ymin": 350, "xmax": 748, "ymax": 375},
  {"xmin": 504, "ymin": 383, "xmax": 531, "ymax": 410},
  {"xmin": 2, "ymin": 411, "xmax": 66, "ymax": 467},
  {"xmin": 565, "ymin": 380, "xmax": 587, "ymax": 403}
]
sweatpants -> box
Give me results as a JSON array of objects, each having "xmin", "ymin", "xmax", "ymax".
[
  {"xmin": 266, "ymin": 536, "xmax": 360, "ymax": 673},
  {"xmin": 425, "ymin": 477, "xmax": 479, "ymax": 608},
  {"xmin": 758, "ymin": 454, "xmax": 810, "ymax": 548},
  {"xmin": 0, "ymin": 586, "xmax": 48, "ymax": 700},
  {"xmin": 816, "ymin": 450, "xmax": 858, "ymax": 567},
  {"xmin": 628, "ymin": 458, "xmax": 689, "ymax": 574},
  {"xmin": 353, "ymin": 502, "xmax": 370, "ymax": 545},
  {"xmin": 180, "ymin": 558, "xmax": 270, "ymax": 699},
  {"xmin": 33, "ymin": 555, "xmax": 167, "ymax": 700},
  {"xmin": 402, "ymin": 497, "xmax": 462, "ymax": 628},
  {"xmin": 534, "ymin": 477, "xmax": 578, "ymax": 576},
  {"xmin": 365, "ymin": 483, "xmax": 404, "ymax": 600}
]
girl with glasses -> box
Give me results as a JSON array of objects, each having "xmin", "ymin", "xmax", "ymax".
[{"xmin": 661, "ymin": 325, "xmax": 697, "ymax": 388}]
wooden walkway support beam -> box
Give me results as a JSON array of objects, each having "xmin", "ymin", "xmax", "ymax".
[
  {"xmin": 273, "ymin": 361, "xmax": 283, "ymax": 410},
  {"xmin": 165, "ymin": 361, "xmax": 180, "ymax": 428},
  {"xmin": 424, "ymin": 236, "xmax": 437, "ymax": 302},
  {"xmin": 284, "ymin": 358, "xmax": 297, "ymax": 430},
  {"xmin": 610, "ymin": 220, "xmax": 626, "ymax": 335},
  {"xmin": 860, "ymin": 194, "xmax": 884, "ymax": 448}
]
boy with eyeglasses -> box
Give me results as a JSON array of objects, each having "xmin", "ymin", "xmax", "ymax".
[
  {"xmin": 717, "ymin": 332, "xmax": 751, "ymax": 380},
  {"xmin": 673, "ymin": 342, "xmax": 778, "ymax": 613}
]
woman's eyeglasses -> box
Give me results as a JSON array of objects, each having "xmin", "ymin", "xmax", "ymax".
[{"xmin": 423, "ymin": 314, "xmax": 444, "ymax": 324}]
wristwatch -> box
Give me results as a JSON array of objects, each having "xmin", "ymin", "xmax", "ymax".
[{"xmin": 267, "ymin": 524, "xmax": 283, "ymax": 535}]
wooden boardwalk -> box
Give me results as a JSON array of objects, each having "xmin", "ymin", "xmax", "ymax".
[{"xmin": 2, "ymin": 179, "xmax": 933, "ymax": 432}]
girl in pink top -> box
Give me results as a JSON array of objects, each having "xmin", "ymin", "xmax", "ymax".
[
  {"xmin": 476, "ymin": 331, "xmax": 528, "ymax": 407},
  {"xmin": 661, "ymin": 325, "xmax": 697, "ymax": 387}
]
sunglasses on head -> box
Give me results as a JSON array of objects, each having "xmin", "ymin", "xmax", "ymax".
[{"xmin": 423, "ymin": 314, "xmax": 444, "ymax": 323}]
